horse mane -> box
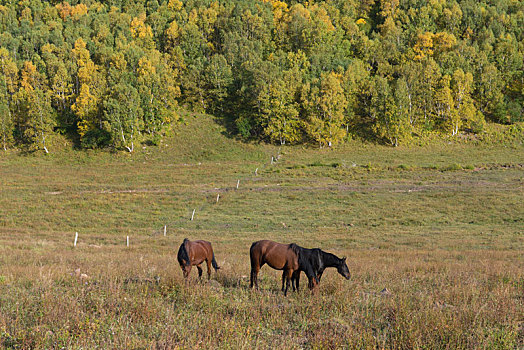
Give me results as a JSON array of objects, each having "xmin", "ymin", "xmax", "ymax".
[
  {"xmin": 288, "ymin": 243, "xmax": 301, "ymax": 257},
  {"xmin": 177, "ymin": 238, "xmax": 191, "ymax": 267},
  {"xmin": 319, "ymin": 250, "xmax": 340, "ymax": 267},
  {"xmin": 290, "ymin": 243, "xmax": 318, "ymax": 276}
]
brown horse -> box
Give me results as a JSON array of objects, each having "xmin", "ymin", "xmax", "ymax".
[
  {"xmin": 249, "ymin": 240, "xmax": 302, "ymax": 296},
  {"xmin": 177, "ymin": 238, "xmax": 220, "ymax": 284}
]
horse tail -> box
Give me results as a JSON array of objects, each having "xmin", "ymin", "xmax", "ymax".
[
  {"xmin": 249, "ymin": 241, "xmax": 258, "ymax": 264},
  {"xmin": 177, "ymin": 238, "xmax": 191, "ymax": 267},
  {"xmin": 211, "ymin": 253, "xmax": 220, "ymax": 271}
]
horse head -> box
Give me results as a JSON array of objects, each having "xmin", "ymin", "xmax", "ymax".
[{"xmin": 336, "ymin": 256, "xmax": 351, "ymax": 280}]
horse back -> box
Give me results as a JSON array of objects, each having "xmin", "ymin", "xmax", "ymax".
[
  {"xmin": 189, "ymin": 240, "xmax": 214, "ymax": 260},
  {"xmin": 251, "ymin": 240, "xmax": 298, "ymax": 270}
]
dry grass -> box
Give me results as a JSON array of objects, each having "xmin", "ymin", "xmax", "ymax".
[{"xmin": 0, "ymin": 115, "xmax": 523, "ymax": 348}]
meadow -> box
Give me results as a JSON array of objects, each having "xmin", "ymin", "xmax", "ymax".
[{"xmin": 0, "ymin": 115, "xmax": 523, "ymax": 349}]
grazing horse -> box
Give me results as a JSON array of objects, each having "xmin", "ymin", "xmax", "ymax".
[
  {"xmin": 177, "ymin": 238, "xmax": 220, "ymax": 284},
  {"xmin": 249, "ymin": 240, "xmax": 307, "ymax": 296},
  {"xmin": 291, "ymin": 247, "xmax": 350, "ymax": 292}
]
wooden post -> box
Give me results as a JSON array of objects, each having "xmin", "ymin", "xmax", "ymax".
[
  {"xmin": 127, "ymin": 236, "xmax": 129, "ymax": 247},
  {"xmin": 191, "ymin": 209, "xmax": 196, "ymax": 221},
  {"xmin": 236, "ymin": 180, "xmax": 240, "ymax": 189},
  {"xmin": 163, "ymin": 225, "xmax": 167, "ymax": 236},
  {"xmin": 74, "ymin": 232, "xmax": 78, "ymax": 247},
  {"xmin": 216, "ymin": 194, "xmax": 220, "ymax": 203}
]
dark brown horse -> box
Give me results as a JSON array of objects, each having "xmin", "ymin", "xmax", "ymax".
[
  {"xmin": 249, "ymin": 240, "xmax": 303, "ymax": 296},
  {"xmin": 291, "ymin": 247, "xmax": 350, "ymax": 292},
  {"xmin": 177, "ymin": 238, "xmax": 220, "ymax": 284}
]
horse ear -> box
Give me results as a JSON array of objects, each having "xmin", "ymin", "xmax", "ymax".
[{"xmin": 342, "ymin": 256, "xmax": 346, "ymax": 261}]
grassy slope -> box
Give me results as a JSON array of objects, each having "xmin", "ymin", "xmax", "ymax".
[{"xmin": 0, "ymin": 114, "xmax": 523, "ymax": 349}]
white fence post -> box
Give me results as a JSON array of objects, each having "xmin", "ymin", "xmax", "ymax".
[
  {"xmin": 74, "ymin": 232, "xmax": 78, "ymax": 247},
  {"xmin": 236, "ymin": 180, "xmax": 240, "ymax": 189},
  {"xmin": 191, "ymin": 209, "xmax": 196, "ymax": 221},
  {"xmin": 127, "ymin": 236, "xmax": 129, "ymax": 247},
  {"xmin": 163, "ymin": 225, "xmax": 167, "ymax": 236}
]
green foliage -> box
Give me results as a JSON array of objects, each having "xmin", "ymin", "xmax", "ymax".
[
  {"xmin": 0, "ymin": 0, "xmax": 522, "ymax": 150},
  {"xmin": 103, "ymin": 81, "xmax": 143, "ymax": 151},
  {"xmin": 80, "ymin": 128, "xmax": 111, "ymax": 149},
  {"xmin": 440, "ymin": 163, "xmax": 463, "ymax": 171}
]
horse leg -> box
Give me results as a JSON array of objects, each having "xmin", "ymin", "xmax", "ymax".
[
  {"xmin": 293, "ymin": 270, "xmax": 301, "ymax": 292},
  {"xmin": 197, "ymin": 265, "xmax": 203, "ymax": 281},
  {"xmin": 250, "ymin": 260, "xmax": 262, "ymax": 290},
  {"xmin": 308, "ymin": 279, "xmax": 317, "ymax": 294},
  {"xmin": 317, "ymin": 270, "xmax": 323, "ymax": 282},
  {"xmin": 281, "ymin": 271, "xmax": 286, "ymax": 292},
  {"xmin": 206, "ymin": 259, "xmax": 212, "ymax": 280},
  {"xmin": 304, "ymin": 265, "xmax": 318, "ymax": 290},
  {"xmin": 284, "ymin": 269, "xmax": 293, "ymax": 296},
  {"xmin": 290, "ymin": 271, "xmax": 296, "ymax": 291},
  {"xmin": 250, "ymin": 268, "xmax": 259, "ymax": 290},
  {"xmin": 183, "ymin": 265, "xmax": 192, "ymax": 286}
]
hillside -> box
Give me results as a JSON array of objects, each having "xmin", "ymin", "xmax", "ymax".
[{"xmin": 0, "ymin": 114, "xmax": 523, "ymax": 348}]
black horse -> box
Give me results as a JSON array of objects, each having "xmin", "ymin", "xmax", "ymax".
[{"xmin": 289, "ymin": 246, "xmax": 351, "ymax": 292}]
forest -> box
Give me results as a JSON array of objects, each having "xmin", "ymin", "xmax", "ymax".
[{"xmin": 0, "ymin": 0, "xmax": 522, "ymax": 152}]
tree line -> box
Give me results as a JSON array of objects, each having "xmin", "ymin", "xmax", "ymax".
[{"xmin": 0, "ymin": 0, "xmax": 522, "ymax": 152}]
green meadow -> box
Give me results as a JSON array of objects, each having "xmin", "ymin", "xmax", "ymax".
[{"xmin": 1, "ymin": 115, "xmax": 523, "ymax": 349}]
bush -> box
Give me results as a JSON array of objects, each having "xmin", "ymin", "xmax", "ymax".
[
  {"xmin": 80, "ymin": 129, "xmax": 112, "ymax": 149},
  {"xmin": 440, "ymin": 163, "xmax": 463, "ymax": 171}
]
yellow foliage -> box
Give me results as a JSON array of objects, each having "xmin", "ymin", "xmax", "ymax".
[
  {"xmin": 55, "ymin": 2, "xmax": 72, "ymax": 20},
  {"xmin": 41, "ymin": 43, "xmax": 56, "ymax": 56},
  {"xmin": 380, "ymin": 0, "xmax": 399, "ymax": 19},
  {"xmin": 413, "ymin": 32, "xmax": 434, "ymax": 60},
  {"xmin": 90, "ymin": 2, "xmax": 105, "ymax": 13},
  {"xmin": 310, "ymin": 5, "xmax": 334, "ymax": 32},
  {"xmin": 130, "ymin": 14, "xmax": 153, "ymax": 39},
  {"xmin": 20, "ymin": 7, "xmax": 32, "ymax": 23},
  {"xmin": 77, "ymin": 61, "xmax": 97, "ymax": 86},
  {"xmin": 138, "ymin": 57, "xmax": 156, "ymax": 77},
  {"xmin": 167, "ymin": 85, "xmax": 181, "ymax": 100},
  {"xmin": 20, "ymin": 61, "xmax": 38, "ymax": 92},
  {"xmin": 71, "ymin": 4, "xmax": 88, "ymax": 20},
  {"xmin": 356, "ymin": 18, "xmax": 366, "ymax": 25},
  {"xmin": 72, "ymin": 84, "xmax": 97, "ymax": 137},
  {"xmin": 188, "ymin": 9, "xmax": 198, "ymax": 24},
  {"xmin": 110, "ymin": 53, "xmax": 127, "ymax": 71},
  {"xmin": 72, "ymin": 38, "xmax": 90, "ymax": 66},
  {"xmin": 167, "ymin": 0, "xmax": 183, "ymax": 11},
  {"xmin": 289, "ymin": 4, "xmax": 311, "ymax": 21},
  {"xmin": 433, "ymin": 32, "xmax": 456, "ymax": 53},
  {"xmin": 0, "ymin": 48, "xmax": 18, "ymax": 95},
  {"xmin": 270, "ymin": 0, "xmax": 289, "ymax": 24},
  {"xmin": 166, "ymin": 20, "xmax": 180, "ymax": 42},
  {"xmin": 464, "ymin": 27, "xmax": 473, "ymax": 40}
]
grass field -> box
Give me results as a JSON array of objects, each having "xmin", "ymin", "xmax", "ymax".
[{"xmin": 1, "ymin": 114, "xmax": 523, "ymax": 349}]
